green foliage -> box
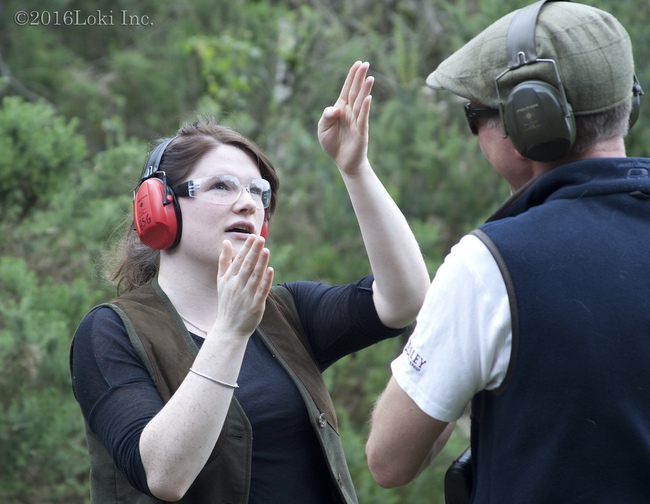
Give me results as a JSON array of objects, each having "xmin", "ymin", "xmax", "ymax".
[
  {"xmin": 0, "ymin": 96, "xmax": 86, "ymax": 222},
  {"xmin": 184, "ymin": 33, "xmax": 265, "ymax": 118},
  {"xmin": 3, "ymin": 138, "xmax": 143, "ymax": 291},
  {"xmin": 0, "ymin": 257, "xmax": 98, "ymax": 503}
]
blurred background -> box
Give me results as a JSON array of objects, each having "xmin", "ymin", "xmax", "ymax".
[{"xmin": 0, "ymin": 0, "xmax": 647, "ymax": 502}]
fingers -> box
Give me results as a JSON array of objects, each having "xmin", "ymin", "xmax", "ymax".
[
  {"xmin": 254, "ymin": 265, "xmax": 275, "ymax": 304},
  {"xmin": 220, "ymin": 235, "xmax": 272, "ymax": 292},
  {"xmin": 246, "ymin": 245, "xmax": 271, "ymax": 291},
  {"xmin": 318, "ymin": 60, "xmax": 374, "ymax": 166},
  {"xmin": 337, "ymin": 61, "xmax": 363, "ymax": 106},
  {"xmin": 322, "ymin": 61, "xmax": 372, "ymax": 130},
  {"xmin": 214, "ymin": 236, "xmax": 272, "ymax": 338},
  {"xmin": 336, "ymin": 61, "xmax": 372, "ymax": 110},
  {"xmin": 348, "ymin": 62, "xmax": 370, "ymax": 115},
  {"xmin": 358, "ymin": 93, "xmax": 373, "ymax": 136},
  {"xmin": 218, "ymin": 240, "xmax": 234, "ymax": 280}
]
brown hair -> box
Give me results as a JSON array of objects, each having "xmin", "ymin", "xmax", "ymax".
[{"xmin": 107, "ymin": 117, "xmax": 280, "ymax": 294}]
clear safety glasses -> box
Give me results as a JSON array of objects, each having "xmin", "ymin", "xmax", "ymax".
[{"xmin": 173, "ymin": 174, "xmax": 272, "ymax": 209}]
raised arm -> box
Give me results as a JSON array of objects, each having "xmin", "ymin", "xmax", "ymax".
[{"xmin": 318, "ymin": 61, "xmax": 430, "ymax": 328}]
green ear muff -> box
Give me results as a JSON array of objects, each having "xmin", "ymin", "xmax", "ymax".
[
  {"xmin": 504, "ymin": 80, "xmax": 576, "ymax": 162},
  {"xmin": 495, "ymin": 0, "xmax": 576, "ymax": 162},
  {"xmin": 496, "ymin": 0, "xmax": 642, "ymax": 161}
]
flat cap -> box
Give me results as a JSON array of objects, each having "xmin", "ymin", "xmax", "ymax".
[{"xmin": 426, "ymin": 1, "xmax": 635, "ymax": 115}]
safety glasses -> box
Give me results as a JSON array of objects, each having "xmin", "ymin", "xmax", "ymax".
[{"xmin": 173, "ymin": 174, "xmax": 271, "ymax": 209}]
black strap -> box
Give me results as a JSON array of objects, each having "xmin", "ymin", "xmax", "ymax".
[
  {"xmin": 140, "ymin": 136, "xmax": 176, "ymax": 180},
  {"xmin": 506, "ymin": 0, "xmax": 569, "ymax": 69}
]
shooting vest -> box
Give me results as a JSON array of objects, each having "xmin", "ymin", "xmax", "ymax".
[{"xmin": 83, "ymin": 278, "xmax": 357, "ymax": 503}]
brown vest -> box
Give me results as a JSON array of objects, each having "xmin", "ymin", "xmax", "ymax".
[{"xmin": 82, "ymin": 279, "xmax": 357, "ymax": 503}]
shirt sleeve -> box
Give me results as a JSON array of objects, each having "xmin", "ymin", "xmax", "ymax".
[
  {"xmin": 70, "ymin": 306, "xmax": 160, "ymax": 495},
  {"xmin": 284, "ymin": 276, "xmax": 406, "ymax": 370},
  {"xmin": 391, "ymin": 234, "xmax": 512, "ymax": 422}
]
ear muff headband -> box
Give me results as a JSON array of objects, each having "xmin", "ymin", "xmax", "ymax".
[
  {"xmin": 495, "ymin": 0, "xmax": 576, "ymax": 162},
  {"xmin": 133, "ymin": 137, "xmax": 183, "ymax": 250}
]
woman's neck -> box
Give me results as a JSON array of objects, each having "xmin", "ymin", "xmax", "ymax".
[{"xmin": 157, "ymin": 255, "xmax": 219, "ymax": 330}]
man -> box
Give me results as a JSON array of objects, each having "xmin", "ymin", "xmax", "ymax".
[{"xmin": 366, "ymin": 1, "xmax": 649, "ymax": 502}]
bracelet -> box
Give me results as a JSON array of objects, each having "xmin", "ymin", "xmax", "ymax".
[{"xmin": 189, "ymin": 367, "xmax": 239, "ymax": 389}]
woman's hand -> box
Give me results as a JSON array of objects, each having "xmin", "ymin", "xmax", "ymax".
[
  {"xmin": 318, "ymin": 61, "xmax": 374, "ymax": 176},
  {"xmin": 214, "ymin": 235, "xmax": 274, "ymax": 338}
]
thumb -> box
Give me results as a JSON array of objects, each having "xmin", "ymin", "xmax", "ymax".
[
  {"xmin": 319, "ymin": 106, "xmax": 340, "ymax": 128},
  {"xmin": 218, "ymin": 240, "xmax": 233, "ymax": 278}
]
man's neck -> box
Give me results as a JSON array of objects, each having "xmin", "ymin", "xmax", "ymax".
[
  {"xmin": 560, "ymin": 136, "xmax": 627, "ymax": 166},
  {"xmin": 519, "ymin": 137, "xmax": 628, "ymax": 192}
]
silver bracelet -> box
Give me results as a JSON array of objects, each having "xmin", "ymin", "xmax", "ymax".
[{"xmin": 189, "ymin": 367, "xmax": 239, "ymax": 389}]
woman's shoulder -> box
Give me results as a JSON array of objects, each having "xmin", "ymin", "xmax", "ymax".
[
  {"xmin": 74, "ymin": 304, "xmax": 130, "ymax": 349},
  {"xmin": 79, "ymin": 302, "xmax": 124, "ymax": 325}
]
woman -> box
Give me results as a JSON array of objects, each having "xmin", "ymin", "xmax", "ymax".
[{"xmin": 71, "ymin": 61, "xmax": 429, "ymax": 503}]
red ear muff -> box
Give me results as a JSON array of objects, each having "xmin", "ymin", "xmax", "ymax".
[
  {"xmin": 133, "ymin": 136, "xmax": 182, "ymax": 250},
  {"xmin": 260, "ymin": 220, "xmax": 269, "ymax": 239},
  {"xmin": 133, "ymin": 177, "xmax": 182, "ymax": 250}
]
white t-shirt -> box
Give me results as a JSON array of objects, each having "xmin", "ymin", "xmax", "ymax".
[{"xmin": 391, "ymin": 234, "xmax": 512, "ymax": 423}]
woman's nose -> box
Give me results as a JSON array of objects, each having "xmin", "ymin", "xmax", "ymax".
[{"xmin": 232, "ymin": 187, "xmax": 258, "ymax": 212}]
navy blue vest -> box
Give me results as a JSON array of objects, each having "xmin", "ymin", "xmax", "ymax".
[{"xmin": 470, "ymin": 158, "xmax": 650, "ymax": 503}]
